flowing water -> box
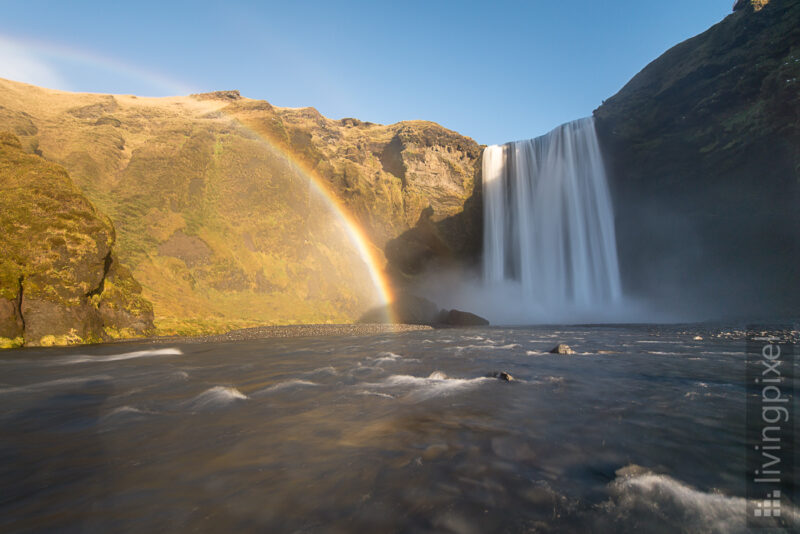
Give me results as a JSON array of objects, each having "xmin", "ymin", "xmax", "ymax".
[
  {"xmin": 2, "ymin": 326, "xmax": 797, "ymax": 533},
  {"xmin": 483, "ymin": 118, "xmax": 621, "ymax": 309}
]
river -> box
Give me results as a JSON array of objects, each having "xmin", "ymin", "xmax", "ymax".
[{"xmin": 1, "ymin": 324, "xmax": 797, "ymax": 532}]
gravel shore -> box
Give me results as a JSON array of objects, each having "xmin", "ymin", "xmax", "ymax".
[{"xmin": 118, "ymin": 323, "xmax": 433, "ymax": 344}]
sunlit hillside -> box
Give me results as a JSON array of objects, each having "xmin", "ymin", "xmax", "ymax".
[{"xmin": 0, "ymin": 79, "xmax": 481, "ymax": 335}]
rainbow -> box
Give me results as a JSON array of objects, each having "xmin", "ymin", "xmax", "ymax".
[
  {"xmin": 0, "ymin": 34, "xmax": 195, "ymax": 96},
  {"xmin": 229, "ymin": 118, "xmax": 397, "ymax": 315},
  {"xmin": 0, "ymin": 36, "xmax": 398, "ymax": 321},
  {"xmin": 172, "ymin": 97, "xmax": 397, "ymax": 319}
]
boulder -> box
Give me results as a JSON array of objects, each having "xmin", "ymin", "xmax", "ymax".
[
  {"xmin": 358, "ymin": 292, "xmax": 490, "ymax": 327},
  {"xmin": 441, "ymin": 309, "xmax": 490, "ymax": 326},
  {"xmin": 486, "ymin": 371, "xmax": 514, "ymax": 382},
  {"xmin": 549, "ymin": 343, "xmax": 575, "ymax": 355}
]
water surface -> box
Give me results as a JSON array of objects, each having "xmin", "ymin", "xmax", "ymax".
[{"xmin": 1, "ymin": 325, "xmax": 796, "ymax": 532}]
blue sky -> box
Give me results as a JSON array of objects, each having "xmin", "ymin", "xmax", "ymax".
[{"xmin": 0, "ymin": 0, "xmax": 732, "ymax": 145}]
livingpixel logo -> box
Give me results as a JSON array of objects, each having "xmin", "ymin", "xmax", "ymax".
[
  {"xmin": 746, "ymin": 328, "xmax": 794, "ymax": 529},
  {"xmin": 753, "ymin": 490, "xmax": 781, "ymax": 518}
]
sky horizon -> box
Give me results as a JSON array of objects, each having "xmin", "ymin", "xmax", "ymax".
[{"xmin": 0, "ymin": 0, "xmax": 733, "ymax": 145}]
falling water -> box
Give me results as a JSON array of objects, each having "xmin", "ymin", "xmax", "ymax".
[{"xmin": 483, "ymin": 117, "xmax": 622, "ymax": 309}]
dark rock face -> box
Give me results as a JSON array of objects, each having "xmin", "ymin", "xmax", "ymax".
[
  {"xmin": 594, "ymin": 0, "xmax": 799, "ymax": 317},
  {"xmin": 385, "ymin": 207, "xmax": 451, "ymax": 276},
  {"xmin": 0, "ymin": 132, "xmax": 154, "ymax": 347}
]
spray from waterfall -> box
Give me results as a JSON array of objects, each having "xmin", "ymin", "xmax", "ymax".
[{"xmin": 412, "ymin": 117, "xmax": 672, "ymax": 323}]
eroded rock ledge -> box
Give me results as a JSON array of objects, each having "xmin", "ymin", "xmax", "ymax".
[{"xmin": 0, "ymin": 132, "xmax": 154, "ymax": 347}]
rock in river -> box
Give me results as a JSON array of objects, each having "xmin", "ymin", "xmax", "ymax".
[{"xmin": 549, "ymin": 344, "xmax": 575, "ymax": 355}]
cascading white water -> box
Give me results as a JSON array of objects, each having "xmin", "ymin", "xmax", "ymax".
[{"xmin": 483, "ymin": 117, "xmax": 622, "ymax": 309}]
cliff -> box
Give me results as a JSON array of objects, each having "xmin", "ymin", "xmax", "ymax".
[
  {"xmin": 5, "ymin": 0, "xmax": 795, "ymax": 342},
  {"xmin": 0, "ymin": 79, "xmax": 481, "ymax": 338},
  {"xmin": 594, "ymin": 0, "xmax": 800, "ymax": 316},
  {"xmin": 0, "ymin": 132, "xmax": 154, "ymax": 347}
]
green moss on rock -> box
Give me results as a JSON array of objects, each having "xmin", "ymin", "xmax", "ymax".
[{"xmin": 0, "ymin": 132, "xmax": 154, "ymax": 347}]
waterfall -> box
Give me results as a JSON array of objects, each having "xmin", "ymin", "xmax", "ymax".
[{"xmin": 482, "ymin": 117, "xmax": 622, "ymax": 309}]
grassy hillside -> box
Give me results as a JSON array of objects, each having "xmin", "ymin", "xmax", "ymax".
[{"xmin": 0, "ymin": 81, "xmax": 481, "ymax": 336}]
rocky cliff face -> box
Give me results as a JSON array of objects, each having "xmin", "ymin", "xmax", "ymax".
[
  {"xmin": 594, "ymin": 0, "xmax": 799, "ymax": 317},
  {"xmin": 8, "ymin": 0, "xmax": 792, "ymax": 339},
  {"xmin": 0, "ymin": 132, "xmax": 154, "ymax": 347},
  {"xmin": 0, "ymin": 80, "xmax": 481, "ymax": 337},
  {"xmin": 230, "ymin": 100, "xmax": 484, "ymax": 276}
]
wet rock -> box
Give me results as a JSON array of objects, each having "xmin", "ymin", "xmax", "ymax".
[
  {"xmin": 549, "ymin": 343, "xmax": 575, "ymax": 355},
  {"xmin": 486, "ymin": 371, "xmax": 514, "ymax": 382},
  {"xmin": 441, "ymin": 309, "xmax": 490, "ymax": 326}
]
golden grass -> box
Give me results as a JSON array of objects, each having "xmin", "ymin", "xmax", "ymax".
[{"xmin": 0, "ymin": 77, "xmax": 480, "ymax": 335}]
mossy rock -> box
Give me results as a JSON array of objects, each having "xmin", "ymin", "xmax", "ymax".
[{"xmin": 0, "ymin": 132, "xmax": 154, "ymax": 347}]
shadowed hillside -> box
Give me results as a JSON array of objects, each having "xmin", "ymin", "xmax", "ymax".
[{"xmin": 595, "ymin": 0, "xmax": 800, "ymax": 317}]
